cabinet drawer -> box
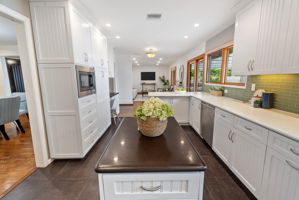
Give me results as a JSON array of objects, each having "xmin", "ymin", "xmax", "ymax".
[
  {"xmin": 101, "ymin": 172, "xmax": 204, "ymax": 200},
  {"xmin": 81, "ymin": 112, "xmax": 98, "ymax": 130},
  {"xmin": 80, "ymin": 102, "xmax": 97, "ymax": 119},
  {"xmin": 78, "ymin": 94, "xmax": 96, "ymax": 107},
  {"xmin": 215, "ymin": 109, "xmax": 234, "ymax": 124},
  {"xmin": 82, "ymin": 117, "xmax": 99, "ymax": 138},
  {"xmin": 268, "ymin": 131, "xmax": 299, "ymax": 160},
  {"xmin": 83, "ymin": 128, "xmax": 98, "ymax": 151},
  {"xmin": 234, "ymin": 117, "xmax": 268, "ymax": 144}
]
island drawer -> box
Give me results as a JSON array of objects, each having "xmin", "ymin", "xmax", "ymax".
[{"xmin": 100, "ymin": 172, "xmax": 204, "ymax": 200}]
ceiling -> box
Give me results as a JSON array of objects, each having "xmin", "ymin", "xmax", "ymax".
[
  {"xmin": 80, "ymin": 0, "xmax": 243, "ymax": 67},
  {"xmin": 0, "ymin": 16, "xmax": 17, "ymax": 45}
]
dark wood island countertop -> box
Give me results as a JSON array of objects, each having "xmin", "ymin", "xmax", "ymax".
[{"xmin": 95, "ymin": 117, "xmax": 207, "ymax": 173}]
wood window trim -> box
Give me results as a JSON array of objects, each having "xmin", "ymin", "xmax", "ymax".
[
  {"xmin": 170, "ymin": 67, "xmax": 177, "ymax": 86},
  {"xmin": 186, "ymin": 54, "xmax": 205, "ymax": 92},
  {"xmin": 205, "ymin": 41, "xmax": 245, "ymax": 87}
]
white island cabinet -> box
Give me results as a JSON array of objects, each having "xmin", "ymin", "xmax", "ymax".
[
  {"xmin": 189, "ymin": 97, "xmax": 201, "ymax": 135},
  {"xmin": 30, "ymin": 0, "xmax": 111, "ymax": 158}
]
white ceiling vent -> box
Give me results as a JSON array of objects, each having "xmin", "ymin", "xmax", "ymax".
[{"xmin": 147, "ymin": 14, "xmax": 162, "ymax": 20}]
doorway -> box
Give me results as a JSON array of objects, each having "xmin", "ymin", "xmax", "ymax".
[{"xmin": 0, "ymin": 4, "xmax": 51, "ymax": 198}]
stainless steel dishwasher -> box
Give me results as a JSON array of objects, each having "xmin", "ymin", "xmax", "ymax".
[{"xmin": 201, "ymin": 102, "xmax": 215, "ymax": 147}]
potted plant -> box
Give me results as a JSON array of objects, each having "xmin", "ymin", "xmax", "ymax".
[
  {"xmin": 253, "ymin": 99, "xmax": 262, "ymax": 108},
  {"xmin": 134, "ymin": 97, "xmax": 174, "ymax": 137},
  {"xmin": 209, "ymin": 86, "xmax": 224, "ymax": 96},
  {"xmin": 159, "ymin": 75, "xmax": 170, "ymax": 90}
]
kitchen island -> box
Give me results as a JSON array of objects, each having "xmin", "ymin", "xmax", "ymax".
[{"xmin": 95, "ymin": 117, "xmax": 207, "ymax": 200}]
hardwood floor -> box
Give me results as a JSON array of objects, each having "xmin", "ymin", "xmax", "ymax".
[
  {"xmin": 118, "ymin": 101, "xmax": 143, "ymax": 118},
  {"xmin": 3, "ymin": 118, "xmax": 255, "ymax": 200},
  {"xmin": 0, "ymin": 115, "xmax": 36, "ymax": 198}
]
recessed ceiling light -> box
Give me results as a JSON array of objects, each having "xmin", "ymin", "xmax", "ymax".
[
  {"xmin": 156, "ymin": 63, "xmax": 159, "ymax": 66},
  {"xmin": 137, "ymin": 64, "xmax": 140, "ymax": 66},
  {"xmin": 105, "ymin": 23, "xmax": 112, "ymax": 27},
  {"xmin": 159, "ymin": 58, "xmax": 163, "ymax": 60},
  {"xmin": 132, "ymin": 57, "xmax": 136, "ymax": 61},
  {"xmin": 184, "ymin": 35, "xmax": 189, "ymax": 39},
  {"xmin": 115, "ymin": 35, "xmax": 120, "ymax": 39},
  {"xmin": 194, "ymin": 23, "xmax": 200, "ymax": 28}
]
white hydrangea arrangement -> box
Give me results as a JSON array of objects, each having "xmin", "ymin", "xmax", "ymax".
[{"xmin": 135, "ymin": 97, "xmax": 174, "ymax": 121}]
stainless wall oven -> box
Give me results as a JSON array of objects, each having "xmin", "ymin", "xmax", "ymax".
[{"xmin": 76, "ymin": 65, "xmax": 96, "ymax": 97}]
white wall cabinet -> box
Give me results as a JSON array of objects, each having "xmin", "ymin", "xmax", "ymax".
[
  {"xmin": 189, "ymin": 97, "xmax": 201, "ymax": 135},
  {"xmin": 232, "ymin": 0, "xmax": 261, "ymax": 75},
  {"xmin": 30, "ymin": 0, "xmax": 111, "ymax": 158},
  {"xmin": 233, "ymin": 0, "xmax": 299, "ymax": 75}
]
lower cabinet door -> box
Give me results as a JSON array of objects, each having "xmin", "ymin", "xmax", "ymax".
[
  {"xmin": 172, "ymin": 97, "xmax": 189, "ymax": 124},
  {"xmin": 261, "ymin": 148, "xmax": 299, "ymax": 200},
  {"xmin": 101, "ymin": 172, "xmax": 204, "ymax": 200},
  {"xmin": 193, "ymin": 99, "xmax": 201, "ymax": 135},
  {"xmin": 230, "ymin": 129, "xmax": 266, "ymax": 198},
  {"xmin": 212, "ymin": 117, "xmax": 233, "ymax": 166}
]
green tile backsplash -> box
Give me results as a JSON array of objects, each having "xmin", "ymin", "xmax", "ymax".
[{"xmin": 203, "ymin": 74, "xmax": 299, "ymax": 114}]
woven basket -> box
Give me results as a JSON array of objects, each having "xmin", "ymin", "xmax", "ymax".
[{"xmin": 137, "ymin": 118, "xmax": 168, "ymax": 137}]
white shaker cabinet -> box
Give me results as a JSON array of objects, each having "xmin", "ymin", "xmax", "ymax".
[
  {"xmin": 230, "ymin": 117, "xmax": 268, "ymax": 198},
  {"xmin": 189, "ymin": 97, "xmax": 201, "ymax": 135},
  {"xmin": 91, "ymin": 27, "xmax": 108, "ymax": 69},
  {"xmin": 69, "ymin": 7, "xmax": 93, "ymax": 66},
  {"xmin": 212, "ymin": 110, "xmax": 234, "ymax": 166},
  {"xmin": 232, "ymin": 0, "xmax": 261, "ymax": 75},
  {"xmin": 233, "ymin": 0, "xmax": 299, "ymax": 75},
  {"xmin": 261, "ymin": 148, "xmax": 299, "ymax": 200}
]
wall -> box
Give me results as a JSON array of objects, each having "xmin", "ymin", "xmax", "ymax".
[
  {"xmin": 0, "ymin": 56, "xmax": 11, "ymax": 96},
  {"xmin": 0, "ymin": 0, "xmax": 30, "ymax": 17},
  {"xmin": 0, "ymin": 45, "xmax": 19, "ymax": 56},
  {"xmin": 170, "ymin": 23, "xmax": 299, "ymax": 114},
  {"xmin": 133, "ymin": 65, "xmax": 169, "ymax": 92},
  {"xmin": 114, "ymin": 53, "xmax": 133, "ymax": 104},
  {"xmin": 169, "ymin": 42, "xmax": 206, "ymax": 87}
]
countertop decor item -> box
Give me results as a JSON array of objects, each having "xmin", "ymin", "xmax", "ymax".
[
  {"xmin": 134, "ymin": 97, "xmax": 174, "ymax": 137},
  {"xmin": 253, "ymin": 99, "xmax": 262, "ymax": 108},
  {"xmin": 209, "ymin": 86, "xmax": 224, "ymax": 96},
  {"xmin": 262, "ymin": 92, "xmax": 274, "ymax": 109}
]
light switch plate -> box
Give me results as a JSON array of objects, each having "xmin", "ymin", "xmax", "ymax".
[{"xmin": 251, "ymin": 83, "xmax": 256, "ymax": 91}]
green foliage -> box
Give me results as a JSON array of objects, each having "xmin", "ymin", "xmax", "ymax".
[
  {"xmin": 209, "ymin": 68, "xmax": 221, "ymax": 82},
  {"xmin": 254, "ymin": 100, "xmax": 262, "ymax": 104},
  {"xmin": 210, "ymin": 86, "xmax": 225, "ymax": 91},
  {"xmin": 159, "ymin": 75, "xmax": 169, "ymax": 86},
  {"xmin": 134, "ymin": 97, "xmax": 174, "ymax": 121}
]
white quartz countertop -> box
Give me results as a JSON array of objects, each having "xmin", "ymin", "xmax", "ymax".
[{"xmin": 148, "ymin": 92, "xmax": 299, "ymax": 142}]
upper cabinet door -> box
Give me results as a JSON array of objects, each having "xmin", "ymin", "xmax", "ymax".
[
  {"xmin": 30, "ymin": 2, "xmax": 74, "ymax": 63},
  {"xmin": 69, "ymin": 8, "xmax": 93, "ymax": 66},
  {"xmin": 232, "ymin": 0, "xmax": 262, "ymax": 75},
  {"xmin": 255, "ymin": 0, "xmax": 299, "ymax": 74},
  {"xmin": 91, "ymin": 27, "xmax": 108, "ymax": 69}
]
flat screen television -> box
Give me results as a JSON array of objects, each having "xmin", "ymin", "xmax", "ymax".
[{"xmin": 141, "ymin": 72, "xmax": 156, "ymax": 80}]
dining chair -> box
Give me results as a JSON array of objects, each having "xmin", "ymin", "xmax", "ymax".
[{"xmin": 0, "ymin": 96, "xmax": 25, "ymax": 140}]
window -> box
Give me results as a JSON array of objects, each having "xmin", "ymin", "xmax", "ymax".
[
  {"xmin": 187, "ymin": 54, "xmax": 205, "ymax": 92},
  {"xmin": 206, "ymin": 44, "xmax": 245, "ymax": 86}
]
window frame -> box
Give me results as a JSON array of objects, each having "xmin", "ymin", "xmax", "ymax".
[
  {"xmin": 205, "ymin": 41, "xmax": 246, "ymax": 87},
  {"xmin": 186, "ymin": 54, "xmax": 205, "ymax": 92}
]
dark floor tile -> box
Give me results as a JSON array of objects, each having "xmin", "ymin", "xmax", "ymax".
[{"xmin": 4, "ymin": 122, "xmax": 254, "ymax": 200}]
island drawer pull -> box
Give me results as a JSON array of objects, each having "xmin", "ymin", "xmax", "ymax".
[
  {"xmin": 140, "ymin": 185, "xmax": 161, "ymax": 192},
  {"xmin": 286, "ymin": 160, "xmax": 299, "ymax": 171},
  {"xmin": 244, "ymin": 126, "xmax": 252, "ymax": 131},
  {"xmin": 290, "ymin": 148, "xmax": 299, "ymax": 156}
]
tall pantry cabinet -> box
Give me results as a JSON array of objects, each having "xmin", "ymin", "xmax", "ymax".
[{"xmin": 30, "ymin": 0, "xmax": 111, "ymax": 158}]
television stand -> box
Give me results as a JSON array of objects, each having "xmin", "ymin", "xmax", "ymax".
[{"xmin": 141, "ymin": 83, "xmax": 156, "ymax": 97}]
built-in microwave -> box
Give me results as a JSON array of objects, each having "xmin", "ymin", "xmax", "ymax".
[{"xmin": 76, "ymin": 65, "xmax": 96, "ymax": 97}]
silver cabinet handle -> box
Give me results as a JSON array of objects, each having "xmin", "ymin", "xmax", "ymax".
[
  {"xmin": 290, "ymin": 148, "xmax": 299, "ymax": 156},
  {"xmin": 231, "ymin": 132, "xmax": 235, "ymax": 143},
  {"xmin": 244, "ymin": 126, "xmax": 252, "ymax": 131},
  {"xmin": 228, "ymin": 130, "xmax": 232, "ymax": 142},
  {"xmin": 140, "ymin": 185, "xmax": 161, "ymax": 192},
  {"xmin": 247, "ymin": 60, "xmax": 251, "ymax": 71},
  {"xmin": 250, "ymin": 60, "xmax": 254, "ymax": 71},
  {"xmin": 84, "ymin": 52, "xmax": 88, "ymax": 62},
  {"xmin": 286, "ymin": 160, "xmax": 299, "ymax": 171}
]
